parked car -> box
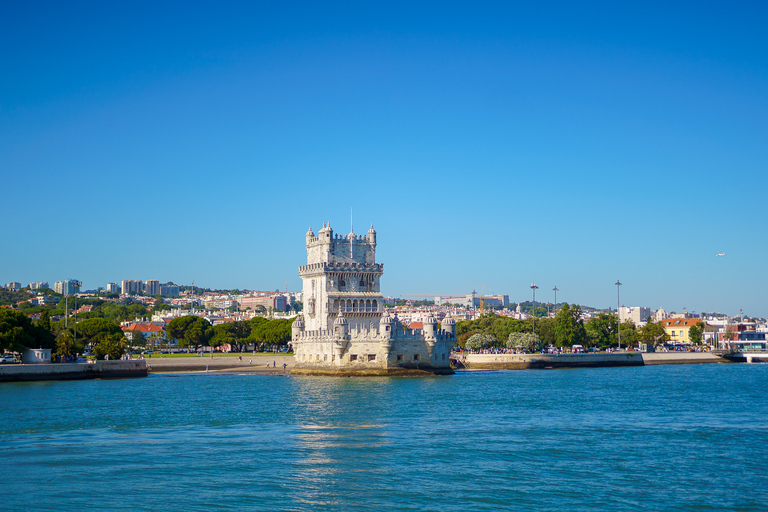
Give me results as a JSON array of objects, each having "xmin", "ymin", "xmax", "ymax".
[{"xmin": 0, "ymin": 354, "xmax": 18, "ymax": 364}]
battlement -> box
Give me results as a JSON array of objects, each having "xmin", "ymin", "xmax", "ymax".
[
  {"xmin": 294, "ymin": 326, "xmax": 455, "ymax": 343},
  {"xmin": 299, "ymin": 262, "xmax": 384, "ymax": 275}
]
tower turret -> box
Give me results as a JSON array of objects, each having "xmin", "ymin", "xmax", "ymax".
[
  {"xmin": 292, "ymin": 314, "xmax": 305, "ymax": 339},
  {"xmin": 367, "ymin": 224, "xmax": 377, "ymax": 246},
  {"xmin": 332, "ymin": 310, "xmax": 350, "ymax": 360},
  {"xmin": 423, "ymin": 313, "xmax": 437, "ymax": 340},
  {"xmin": 379, "ymin": 314, "xmax": 394, "ymax": 341},
  {"xmin": 442, "ymin": 313, "xmax": 456, "ymax": 338}
]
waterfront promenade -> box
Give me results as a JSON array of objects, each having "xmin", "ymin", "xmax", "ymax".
[
  {"xmin": 145, "ymin": 354, "xmax": 294, "ymax": 374},
  {"xmin": 456, "ymin": 351, "xmax": 726, "ymax": 370}
]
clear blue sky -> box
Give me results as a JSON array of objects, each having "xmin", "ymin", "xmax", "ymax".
[{"xmin": 2, "ymin": 1, "xmax": 766, "ymax": 316}]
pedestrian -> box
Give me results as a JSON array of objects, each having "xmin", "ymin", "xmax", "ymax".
[
  {"xmin": 283, "ymin": 363, "xmax": 287, "ymax": 370},
  {"xmin": 239, "ymin": 355, "xmax": 242, "ymax": 363},
  {"xmin": 273, "ymin": 360, "xmax": 276, "ymax": 368}
]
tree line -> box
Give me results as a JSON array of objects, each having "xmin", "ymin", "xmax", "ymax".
[
  {"xmin": 166, "ymin": 316, "xmax": 295, "ymax": 352},
  {"xmin": 456, "ymin": 305, "xmax": 673, "ymax": 351}
]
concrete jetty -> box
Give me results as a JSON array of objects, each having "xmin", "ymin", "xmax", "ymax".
[
  {"xmin": 455, "ymin": 351, "xmax": 728, "ymax": 370},
  {"xmin": 457, "ymin": 352, "xmax": 643, "ymax": 370},
  {"xmin": 0, "ymin": 360, "xmax": 147, "ymax": 382}
]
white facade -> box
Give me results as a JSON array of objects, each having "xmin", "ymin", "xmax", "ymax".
[
  {"xmin": 54, "ymin": 279, "xmax": 81, "ymax": 296},
  {"xmin": 619, "ymin": 306, "xmax": 651, "ymax": 325},
  {"xmin": 22, "ymin": 348, "xmax": 51, "ymax": 364},
  {"xmin": 121, "ymin": 279, "xmax": 143, "ymax": 295},
  {"xmin": 292, "ymin": 222, "xmax": 454, "ymax": 373}
]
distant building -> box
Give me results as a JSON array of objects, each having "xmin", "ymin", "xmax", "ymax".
[
  {"xmin": 619, "ymin": 307, "xmax": 651, "ymax": 325},
  {"xmin": 240, "ymin": 295, "xmax": 287, "ymax": 312},
  {"xmin": 652, "ymin": 308, "xmax": 668, "ymax": 322},
  {"xmin": 106, "ymin": 282, "xmax": 120, "ymax": 294},
  {"xmin": 22, "ymin": 348, "xmax": 51, "ymax": 364},
  {"xmin": 436, "ymin": 293, "xmax": 509, "ymax": 308},
  {"xmin": 29, "ymin": 282, "xmax": 49, "ymax": 290},
  {"xmin": 54, "ymin": 279, "xmax": 81, "ymax": 296},
  {"xmin": 144, "ymin": 279, "xmax": 160, "ymax": 296},
  {"xmin": 121, "ymin": 279, "xmax": 143, "ymax": 295},
  {"xmin": 661, "ymin": 318, "xmax": 703, "ymax": 344},
  {"xmin": 160, "ymin": 284, "xmax": 180, "ymax": 296},
  {"xmin": 5, "ymin": 282, "xmax": 22, "ymax": 291}
]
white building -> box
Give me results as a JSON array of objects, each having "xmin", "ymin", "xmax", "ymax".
[
  {"xmin": 106, "ymin": 282, "xmax": 120, "ymax": 294},
  {"xmin": 291, "ymin": 222, "xmax": 454, "ymax": 374},
  {"xmin": 121, "ymin": 279, "xmax": 143, "ymax": 295},
  {"xmin": 619, "ymin": 306, "xmax": 651, "ymax": 325},
  {"xmin": 54, "ymin": 279, "xmax": 81, "ymax": 296}
]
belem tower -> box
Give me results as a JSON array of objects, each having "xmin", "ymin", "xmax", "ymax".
[{"xmin": 291, "ymin": 222, "xmax": 455, "ymax": 375}]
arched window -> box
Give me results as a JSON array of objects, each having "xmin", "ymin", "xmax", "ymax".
[
  {"xmin": 334, "ymin": 299, "xmax": 339, "ymax": 311},
  {"xmin": 366, "ymin": 300, "xmax": 371, "ymax": 311},
  {"xmin": 372, "ymin": 300, "xmax": 378, "ymax": 311}
]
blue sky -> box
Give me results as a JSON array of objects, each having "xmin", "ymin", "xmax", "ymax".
[{"xmin": 2, "ymin": 1, "xmax": 766, "ymax": 316}]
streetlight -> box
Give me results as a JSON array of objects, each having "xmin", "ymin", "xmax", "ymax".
[
  {"xmin": 553, "ymin": 286, "xmax": 559, "ymax": 314},
  {"xmin": 615, "ymin": 280, "xmax": 622, "ymax": 350},
  {"xmin": 530, "ymin": 283, "xmax": 539, "ymax": 335}
]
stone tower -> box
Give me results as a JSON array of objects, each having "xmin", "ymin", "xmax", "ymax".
[
  {"xmin": 292, "ymin": 222, "xmax": 454, "ymax": 375},
  {"xmin": 300, "ymin": 222, "xmax": 383, "ymax": 333}
]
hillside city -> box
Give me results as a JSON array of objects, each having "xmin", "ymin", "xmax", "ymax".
[{"xmin": 2, "ymin": 277, "xmax": 766, "ymax": 358}]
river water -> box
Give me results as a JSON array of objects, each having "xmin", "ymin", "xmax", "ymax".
[{"xmin": 1, "ymin": 364, "xmax": 766, "ymax": 511}]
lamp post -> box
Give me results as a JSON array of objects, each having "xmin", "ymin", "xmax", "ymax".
[
  {"xmin": 615, "ymin": 280, "xmax": 622, "ymax": 350},
  {"xmin": 530, "ymin": 283, "xmax": 539, "ymax": 335},
  {"xmin": 553, "ymin": 286, "xmax": 559, "ymax": 314}
]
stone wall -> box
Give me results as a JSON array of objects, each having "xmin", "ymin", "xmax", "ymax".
[{"xmin": 0, "ymin": 360, "xmax": 147, "ymax": 382}]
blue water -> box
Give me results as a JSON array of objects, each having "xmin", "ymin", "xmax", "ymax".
[{"xmin": 1, "ymin": 364, "xmax": 767, "ymax": 511}]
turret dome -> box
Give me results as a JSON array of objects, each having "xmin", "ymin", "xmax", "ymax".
[{"xmin": 333, "ymin": 310, "xmax": 349, "ymax": 325}]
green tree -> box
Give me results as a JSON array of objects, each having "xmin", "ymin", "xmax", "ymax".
[
  {"xmin": 638, "ymin": 318, "xmax": 668, "ymax": 347},
  {"xmin": 585, "ymin": 313, "xmax": 617, "ymax": 349},
  {"xmin": 54, "ymin": 332, "xmax": 83, "ymax": 360},
  {"xmin": 619, "ymin": 321, "xmax": 638, "ymax": 349},
  {"xmin": 0, "ymin": 308, "xmax": 55, "ymax": 352},
  {"xmin": 92, "ymin": 333, "xmax": 127, "ymax": 360},
  {"xmin": 167, "ymin": 315, "xmax": 214, "ymax": 351},
  {"xmin": 506, "ymin": 332, "xmax": 541, "ymax": 352},
  {"xmin": 534, "ymin": 317, "xmax": 556, "ymax": 347},
  {"xmin": 688, "ymin": 321, "xmax": 705, "ymax": 345},
  {"xmin": 75, "ymin": 318, "xmax": 123, "ymax": 348},
  {"xmin": 555, "ymin": 303, "xmax": 587, "ymax": 348},
  {"xmin": 211, "ymin": 321, "xmax": 251, "ymax": 352},
  {"xmin": 465, "ymin": 333, "xmax": 496, "ymax": 350},
  {"xmin": 250, "ymin": 318, "xmax": 294, "ymax": 348},
  {"xmin": 131, "ymin": 329, "xmax": 147, "ymax": 347}
]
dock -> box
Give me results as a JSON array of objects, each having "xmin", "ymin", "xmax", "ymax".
[
  {"xmin": 0, "ymin": 360, "xmax": 148, "ymax": 382},
  {"xmin": 454, "ymin": 351, "xmax": 728, "ymax": 370}
]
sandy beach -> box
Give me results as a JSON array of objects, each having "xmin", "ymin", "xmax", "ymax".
[{"xmin": 145, "ymin": 354, "xmax": 295, "ymax": 374}]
